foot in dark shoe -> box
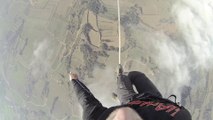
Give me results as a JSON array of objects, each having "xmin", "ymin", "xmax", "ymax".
[{"xmin": 117, "ymin": 64, "xmax": 123, "ymax": 75}]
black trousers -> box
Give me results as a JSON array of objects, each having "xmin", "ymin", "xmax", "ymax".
[
  {"xmin": 72, "ymin": 71, "xmax": 162, "ymax": 120},
  {"xmin": 117, "ymin": 71, "xmax": 162, "ymax": 104}
]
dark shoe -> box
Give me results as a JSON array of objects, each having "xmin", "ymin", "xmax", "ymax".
[{"xmin": 117, "ymin": 64, "xmax": 123, "ymax": 75}]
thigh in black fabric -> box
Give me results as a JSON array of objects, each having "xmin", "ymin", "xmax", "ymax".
[{"xmin": 128, "ymin": 71, "xmax": 162, "ymax": 97}]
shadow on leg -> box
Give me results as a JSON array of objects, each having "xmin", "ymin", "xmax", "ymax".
[{"xmin": 116, "ymin": 74, "xmax": 137, "ymax": 104}]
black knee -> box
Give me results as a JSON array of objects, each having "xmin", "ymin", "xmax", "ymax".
[{"xmin": 128, "ymin": 71, "xmax": 146, "ymax": 81}]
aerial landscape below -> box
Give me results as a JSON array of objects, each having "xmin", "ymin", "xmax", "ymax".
[{"xmin": 0, "ymin": 0, "xmax": 213, "ymax": 120}]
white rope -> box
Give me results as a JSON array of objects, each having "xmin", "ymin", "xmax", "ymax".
[{"xmin": 117, "ymin": 0, "xmax": 121, "ymax": 64}]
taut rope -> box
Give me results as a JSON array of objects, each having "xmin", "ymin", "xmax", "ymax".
[{"xmin": 117, "ymin": 0, "xmax": 121, "ymax": 64}]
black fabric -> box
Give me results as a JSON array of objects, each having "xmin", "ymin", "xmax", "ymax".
[
  {"xmin": 72, "ymin": 71, "xmax": 192, "ymax": 120},
  {"xmin": 128, "ymin": 71, "xmax": 162, "ymax": 98},
  {"xmin": 97, "ymin": 93, "xmax": 191, "ymax": 120},
  {"xmin": 116, "ymin": 74, "xmax": 137, "ymax": 104},
  {"xmin": 72, "ymin": 80, "xmax": 107, "ymax": 120},
  {"xmin": 116, "ymin": 71, "xmax": 162, "ymax": 104}
]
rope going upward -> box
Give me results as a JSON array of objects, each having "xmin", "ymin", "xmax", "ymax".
[{"xmin": 117, "ymin": 0, "xmax": 121, "ymax": 64}]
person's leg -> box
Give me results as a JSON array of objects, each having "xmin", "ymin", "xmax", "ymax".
[
  {"xmin": 128, "ymin": 71, "xmax": 162, "ymax": 98},
  {"xmin": 72, "ymin": 80, "xmax": 107, "ymax": 120},
  {"xmin": 116, "ymin": 73, "xmax": 137, "ymax": 104}
]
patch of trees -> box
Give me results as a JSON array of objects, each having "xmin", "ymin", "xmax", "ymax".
[
  {"xmin": 88, "ymin": 0, "xmax": 107, "ymax": 14},
  {"xmin": 121, "ymin": 5, "xmax": 142, "ymax": 26},
  {"xmin": 82, "ymin": 23, "xmax": 93, "ymax": 44},
  {"xmin": 80, "ymin": 44, "xmax": 106, "ymax": 78},
  {"xmin": 100, "ymin": 42, "xmax": 119, "ymax": 52}
]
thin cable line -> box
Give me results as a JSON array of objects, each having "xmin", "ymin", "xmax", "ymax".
[{"xmin": 117, "ymin": 0, "xmax": 121, "ymax": 64}]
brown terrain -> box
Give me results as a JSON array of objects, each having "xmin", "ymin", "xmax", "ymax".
[{"xmin": 0, "ymin": 0, "xmax": 212, "ymax": 120}]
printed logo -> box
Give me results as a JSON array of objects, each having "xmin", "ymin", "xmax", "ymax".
[{"xmin": 128, "ymin": 100, "xmax": 180, "ymax": 117}]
